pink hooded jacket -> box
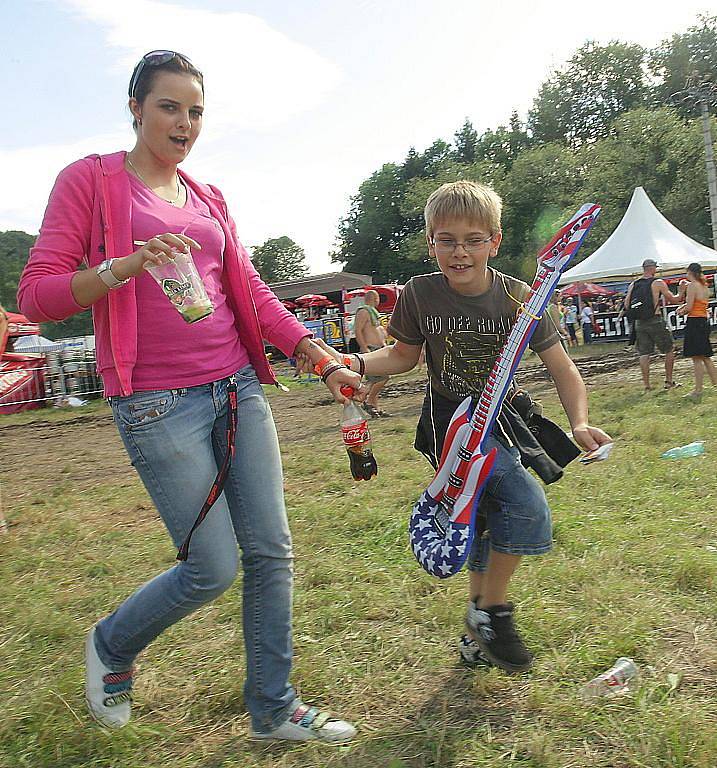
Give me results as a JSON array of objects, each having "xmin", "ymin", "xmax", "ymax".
[{"xmin": 17, "ymin": 151, "xmax": 309, "ymax": 396}]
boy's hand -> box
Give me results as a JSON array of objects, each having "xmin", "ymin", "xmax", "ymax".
[{"xmin": 572, "ymin": 425, "xmax": 612, "ymax": 452}]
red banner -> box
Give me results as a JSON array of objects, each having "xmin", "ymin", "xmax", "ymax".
[{"xmin": 0, "ymin": 355, "xmax": 46, "ymax": 414}]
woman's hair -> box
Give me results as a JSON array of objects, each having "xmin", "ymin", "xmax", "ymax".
[
  {"xmin": 130, "ymin": 53, "xmax": 204, "ymax": 129},
  {"xmin": 424, "ymin": 181, "xmax": 502, "ymax": 238},
  {"xmin": 687, "ymin": 262, "xmax": 707, "ymax": 286}
]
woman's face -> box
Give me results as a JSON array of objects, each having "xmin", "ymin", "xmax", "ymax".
[{"xmin": 130, "ymin": 71, "xmax": 204, "ymax": 165}]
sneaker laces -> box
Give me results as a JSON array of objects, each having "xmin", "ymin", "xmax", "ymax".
[
  {"xmin": 102, "ymin": 668, "xmax": 134, "ymax": 707},
  {"xmin": 289, "ymin": 703, "xmax": 334, "ymax": 731}
]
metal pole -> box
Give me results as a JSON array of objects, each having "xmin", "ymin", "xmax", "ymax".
[{"xmin": 699, "ymin": 100, "xmax": 717, "ymax": 251}]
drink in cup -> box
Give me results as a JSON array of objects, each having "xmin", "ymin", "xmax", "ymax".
[{"xmin": 145, "ymin": 246, "xmax": 214, "ymax": 323}]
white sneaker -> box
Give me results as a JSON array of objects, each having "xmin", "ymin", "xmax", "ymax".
[
  {"xmin": 85, "ymin": 627, "xmax": 133, "ymax": 728},
  {"xmin": 250, "ymin": 702, "xmax": 356, "ymax": 744}
]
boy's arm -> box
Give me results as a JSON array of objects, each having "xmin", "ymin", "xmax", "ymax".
[
  {"xmin": 538, "ymin": 342, "xmax": 612, "ymax": 452},
  {"xmin": 361, "ymin": 340, "xmax": 422, "ymax": 375},
  {"xmin": 299, "ymin": 338, "xmax": 422, "ymax": 376}
]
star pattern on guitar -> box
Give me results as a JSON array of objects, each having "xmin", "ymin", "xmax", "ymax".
[{"xmin": 409, "ymin": 491, "xmax": 474, "ymax": 579}]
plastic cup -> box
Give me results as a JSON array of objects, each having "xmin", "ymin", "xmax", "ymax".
[{"xmin": 146, "ymin": 247, "xmax": 213, "ymax": 323}]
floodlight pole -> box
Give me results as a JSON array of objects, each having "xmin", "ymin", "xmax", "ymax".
[
  {"xmin": 699, "ymin": 100, "xmax": 717, "ymax": 251},
  {"xmin": 671, "ymin": 77, "xmax": 717, "ymax": 251}
]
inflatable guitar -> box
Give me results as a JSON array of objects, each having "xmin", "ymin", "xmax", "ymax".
[{"xmin": 409, "ymin": 203, "xmax": 601, "ymax": 578}]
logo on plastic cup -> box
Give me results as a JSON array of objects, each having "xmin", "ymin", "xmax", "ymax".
[{"xmin": 161, "ymin": 278, "xmax": 193, "ymax": 305}]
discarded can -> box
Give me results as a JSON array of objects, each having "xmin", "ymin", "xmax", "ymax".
[{"xmin": 581, "ymin": 657, "xmax": 639, "ymax": 699}]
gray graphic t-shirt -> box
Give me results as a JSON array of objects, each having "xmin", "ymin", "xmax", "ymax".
[{"xmin": 389, "ymin": 270, "xmax": 559, "ymax": 402}]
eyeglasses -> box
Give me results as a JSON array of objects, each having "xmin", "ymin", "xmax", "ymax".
[
  {"xmin": 128, "ymin": 50, "xmax": 198, "ymax": 98},
  {"xmin": 430, "ymin": 235, "xmax": 493, "ymax": 257}
]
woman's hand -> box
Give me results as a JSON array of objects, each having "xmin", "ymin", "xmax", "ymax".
[
  {"xmin": 114, "ymin": 233, "xmax": 201, "ymax": 279},
  {"xmin": 677, "ymin": 303, "xmax": 689, "ymax": 316}
]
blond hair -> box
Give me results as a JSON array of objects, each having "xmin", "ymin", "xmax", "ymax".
[{"xmin": 424, "ymin": 180, "xmax": 502, "ymax": 238}]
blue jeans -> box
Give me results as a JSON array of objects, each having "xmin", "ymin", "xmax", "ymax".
[
  {"xmin": 467, "ymin": 436, "xmax": 552, "ymax": 572},
  {"xmin": 96, "ymin": 365, "xmax": 296, "ymax": 731}
]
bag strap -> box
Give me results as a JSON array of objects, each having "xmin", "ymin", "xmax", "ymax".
[{"xmin": 176, "ymin": 376, "xmax": 238, "ymax": 561}]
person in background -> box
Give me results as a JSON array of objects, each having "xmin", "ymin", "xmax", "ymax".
[
  {"xmin": 17, "ymin": 50, "xmax": 359, "ymax": 744},
  {"xmin": 621, "ymin": 259, "xmax": 682, "ymax": 392},
  {"xmin": 354, "ymin": 289, "xmax": 391, "ymax": 417},
  {"xmin": 678, "ymin": 262, "xmax": 717, "ymax": 402},
  {"xmin": 580, "ymin": 299, "xmax": 594, "ymax": 345},
  {"xmin": 563, "ymin": 298, "xmax": 579, "ymax": 347}
]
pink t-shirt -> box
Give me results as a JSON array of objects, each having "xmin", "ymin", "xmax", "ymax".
[{"xmin": 127, "ymin": 173, "xmax": 248, "ymax": 391}]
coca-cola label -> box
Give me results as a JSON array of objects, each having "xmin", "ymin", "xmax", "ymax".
[{"xmin": 342, "ymin": 421, "xmax": 369, "ymax": 446}]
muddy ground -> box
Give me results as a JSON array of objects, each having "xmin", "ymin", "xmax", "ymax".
[{"xmin": 0, "ymin": 348, "xmax": 679, "ymax": 505}]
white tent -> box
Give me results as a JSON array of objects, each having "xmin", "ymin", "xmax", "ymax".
[{"xmin": 559, "ymin": 187, "xmax": 717, "ymax": 285}]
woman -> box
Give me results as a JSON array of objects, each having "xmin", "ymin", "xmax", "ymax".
[
  {"xmin": 18, "ymin": 51, "xmax": 360, "ymax": 743},
  {"xmin": 678, "ymin": 262, "xmax": 716, "ymax": 402}
]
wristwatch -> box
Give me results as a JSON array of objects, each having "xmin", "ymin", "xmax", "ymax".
[{"xmin": 96, "ymin": 259, "xmax": 130, "ymax": 289}]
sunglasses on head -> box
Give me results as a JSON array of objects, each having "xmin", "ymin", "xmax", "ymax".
[{"xmin": 128, "ymin": 50, "xmax": 198, "ymax": 98}]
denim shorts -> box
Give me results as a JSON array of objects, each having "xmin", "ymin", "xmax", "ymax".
[
  {"xmin": 415, "ymin": 388, "xmax": 552, "ymax": 572},
  {"xmin": 466, "ymin": 435, "xmax": 553, "ymax": 571}
]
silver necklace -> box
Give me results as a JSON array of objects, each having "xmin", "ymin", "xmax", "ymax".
[{"xmin": 126, "ymin": 155, "xmax": 181, "ymax": 205}]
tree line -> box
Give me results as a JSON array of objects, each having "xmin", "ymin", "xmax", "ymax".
[
  {"xmin": 1, "ymin": 15, "xmax": 715, "ymax": 338},
  {"xmin": 334, "ymin": 15, "xmax": 717, "ymax": 283}
]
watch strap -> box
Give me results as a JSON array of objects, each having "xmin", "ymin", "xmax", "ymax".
[{"xmin": 97, "ymin": 259, "xmax": 130, "ymax": 289}]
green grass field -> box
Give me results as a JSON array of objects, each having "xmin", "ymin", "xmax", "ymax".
[{"xmin": 1, "ymin": 361, "xmax": 716, "ymax": 767}]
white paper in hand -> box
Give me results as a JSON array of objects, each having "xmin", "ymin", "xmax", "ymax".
[{"xmin": 580, "ymin": 442, "xmax": 614, "ymax": 465}]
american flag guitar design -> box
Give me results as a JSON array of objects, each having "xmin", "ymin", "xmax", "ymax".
[{"xmin": 409, "ymin": 203, "xmax": 601, "ymax": 578}]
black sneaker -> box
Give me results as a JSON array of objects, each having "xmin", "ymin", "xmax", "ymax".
[
  {"xmin": 465, "ymin": 601, "xmax": 533, "ymax": 673},
  {"xmin": 457, "ymin": 634, "xmax": 493, "ymax": 669}
]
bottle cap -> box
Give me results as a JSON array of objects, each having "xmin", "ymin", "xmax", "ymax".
[{"xmin": 340, "ymin": 385, "xmax": 355, "ymax": 397}]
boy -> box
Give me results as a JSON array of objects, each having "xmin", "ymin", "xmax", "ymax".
[{"xmin": 319, "ymin": 181, "xmax": 611, "ymax": 672}]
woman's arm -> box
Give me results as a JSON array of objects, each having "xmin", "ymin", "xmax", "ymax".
[
  {"xmin": 677, "ymin": 282, "xmax": 696, "ymax": 315},
  {"xmin": 17, "ymin": 161, "xmax": 95, "ymax": 321}
]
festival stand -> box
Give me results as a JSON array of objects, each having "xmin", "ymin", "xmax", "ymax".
[{"xmin": 0, "ymin": 309, "xmax": 46, "ymax": 414}]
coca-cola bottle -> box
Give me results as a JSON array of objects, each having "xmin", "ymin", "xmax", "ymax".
[{"xmin": 340, "ymin": 386, "xmax": 378, "ymax": 481}]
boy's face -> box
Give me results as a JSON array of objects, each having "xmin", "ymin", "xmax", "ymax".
[{"xmin": 427, "ymin": 217, "xmax": 501, "ymax": 295}]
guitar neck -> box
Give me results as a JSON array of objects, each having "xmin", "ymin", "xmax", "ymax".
[{"xmin": 470, "ymin": 267, "xmax": 553, "ymax": 438}]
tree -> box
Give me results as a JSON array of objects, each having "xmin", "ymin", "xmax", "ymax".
[
  {"xmin": 452, "ymin": 119, "xmax": 479, "ymax": 164},
  {"xmin": 475, "ymin": 112, "xmax": 531, "ymax": 170},
  {"xmin": 529, "ymin": 42, "xmax": 648, "ymax": 147},
  {"xmin": 648, "ymin": 15, "xmax": 717, "ymax": 116},
  {"xmin": 251, "ymin": 236, "xmax": 308, "ymax": 283},
  {"xmin": 0, "ymin": 231, "xmax": 34, "ymax": 312},
  {"xmin": 0, "ymin": 229, "xmax": 94, "ymax": 338}
]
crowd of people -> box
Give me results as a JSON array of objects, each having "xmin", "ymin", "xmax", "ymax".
[{"xmin": 15, "ymin": 48, "xmax": 715, "ymax": 746}]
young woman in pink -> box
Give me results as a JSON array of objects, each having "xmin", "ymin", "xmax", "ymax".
[{"xmin": 18, "ymin": 51, "xmax": 359, "ymax": 743}]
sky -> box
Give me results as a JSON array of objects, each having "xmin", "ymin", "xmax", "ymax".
[{"xmin": 1, "ymin": 0, "xmax": 713, "ymax": 275}]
